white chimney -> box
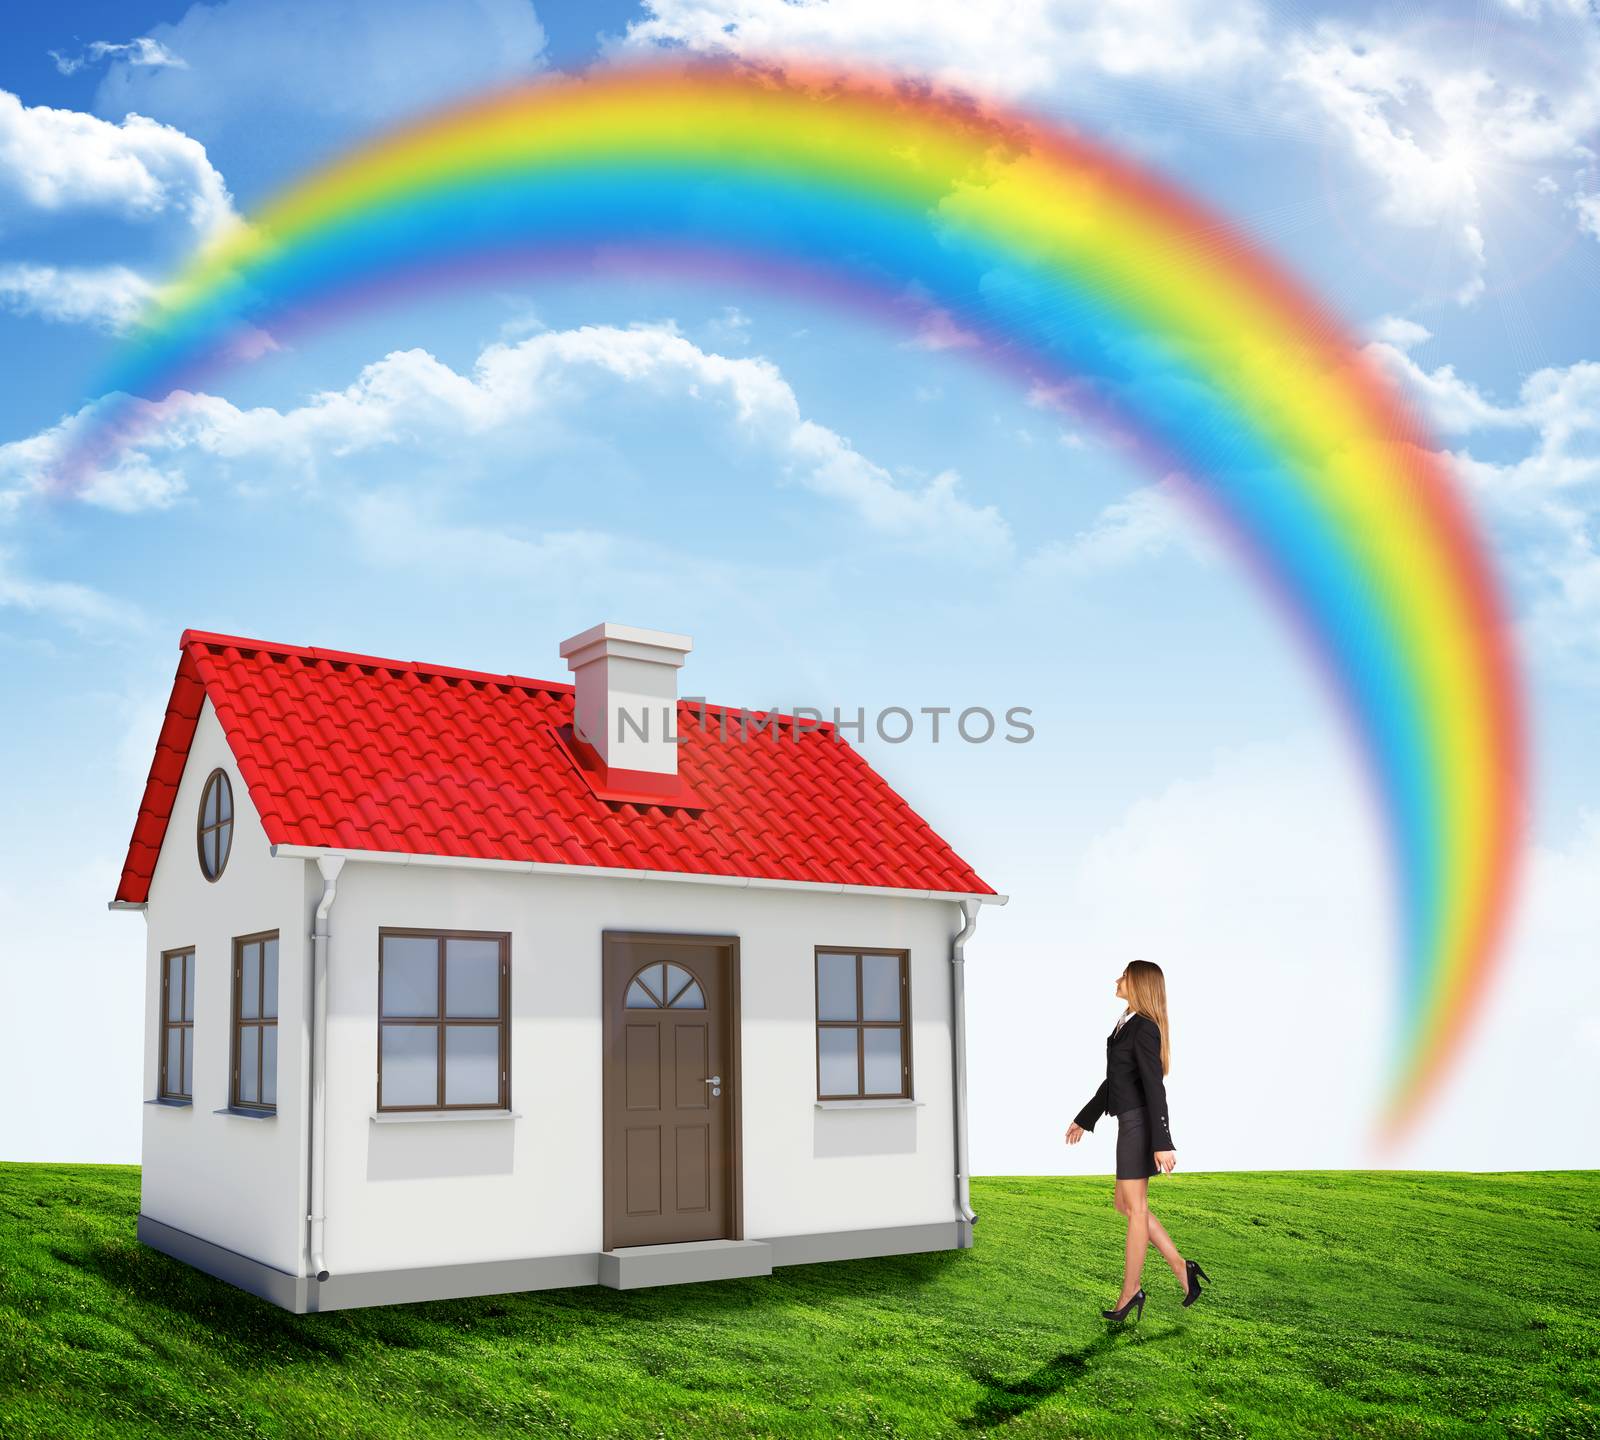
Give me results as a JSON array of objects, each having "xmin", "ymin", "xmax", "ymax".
[{"xmin": 558, "ymin": 622, "xmax": 693, "ymax": 777}]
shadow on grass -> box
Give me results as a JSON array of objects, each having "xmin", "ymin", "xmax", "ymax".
[
  {"xmin": 962, "ymin": 1328, "xmax": 1181, "ymax": 1431},
  {"xmin": 63, "ymin": 1237, "xmax": 358, "ymax": 1362},
  {"xmin": 66, "ymin": 1223, "xmax": 970, "ymax": 1370}
]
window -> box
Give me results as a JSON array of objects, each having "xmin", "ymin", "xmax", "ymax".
[
  {"xmin": 160, "ymin": 948, "xmax": 195, "ymax": 1101},
  {"xmin": 625, "ymin": 960, "xmax": 705, "ymax": 1009},
  {"xmin": 231, "ymin": 932, "xmax": 278, "ymax": 1111},
  {"xmin": 815, "ymin": 948, "xmax": 912, "ymax": 1100},
  {"xmin": 197, "ymin": 769, "xmax": 233, "ymax": 881},
  {"xmin": 378, "ymin": 931, "xmax": 509, "ymax": 1112}
]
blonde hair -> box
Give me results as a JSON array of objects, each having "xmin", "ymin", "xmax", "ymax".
[{"xmin": 1123, "ymin": 960, "xmax": 1171, "ymax": 1074}]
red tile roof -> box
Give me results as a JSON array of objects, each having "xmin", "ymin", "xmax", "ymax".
[{"xmin": 113, "ymin": 630, "xmax": 998, "ymax": 904}]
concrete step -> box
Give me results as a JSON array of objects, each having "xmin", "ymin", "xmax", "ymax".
[{"xmin": 598, "ymin": 1238, "xmax": 774, "ymax": 1290}]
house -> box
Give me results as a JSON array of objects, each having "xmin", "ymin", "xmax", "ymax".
[{"xmin": 111, "ymin": 622, "xmax": 1006, "ymax": 1312}]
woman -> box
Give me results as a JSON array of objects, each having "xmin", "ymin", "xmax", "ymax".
[{"xmin": 1064, "ymin": 959, "xmax": 1209, "ymax": 1322}]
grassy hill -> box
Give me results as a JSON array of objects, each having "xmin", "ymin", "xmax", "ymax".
[{"xmin": 1, "ymin": 1164, "xmax": 1596, "ymax": 1438}]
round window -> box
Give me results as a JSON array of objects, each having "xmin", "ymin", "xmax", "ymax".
[{"xmin": 198, "ymin": 769, "xmax": 234, "ymax": 881}]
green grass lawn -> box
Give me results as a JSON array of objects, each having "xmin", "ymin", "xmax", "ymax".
[{"xmin": 1, "ymin": 1165, "xmax": 1596, "ymax": 1438}]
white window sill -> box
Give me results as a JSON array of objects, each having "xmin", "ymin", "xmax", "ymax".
[
  {"xmin": 214, "ymin": 1107, "xmax": 276, "ymax": 1120},
  {"xmin": 370, "ymin": 1109, "xmax": 521, "ymax": 1125},
  {"xmin": 815, "ymin": 1099, "xmax": 923, "ymax": 1110}
]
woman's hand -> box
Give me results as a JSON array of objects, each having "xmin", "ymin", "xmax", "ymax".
[
  {"xmin": 1064, "ymin": 1122, "xmax": 1085, "ymax": 1145},
  {"xmin": 1154, "ymin": 1150, "xmax": 1177, "ymax": 1174}
]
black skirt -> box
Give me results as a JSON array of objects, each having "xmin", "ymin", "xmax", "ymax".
[{"xmin": 1115, "ymin": 1105, "xmax": 1159, "ymax": 1180}]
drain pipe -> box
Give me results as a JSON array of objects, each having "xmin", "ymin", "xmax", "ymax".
[
  {"xmin": 950, "ymin": 895, "xmax": 990, "ymax": 1229},
  {"xmin": 307, "ymin": 854, "xmax": 344, "ymax": 1284}
]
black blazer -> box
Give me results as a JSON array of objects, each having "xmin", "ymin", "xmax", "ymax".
[{"xmin": 1073, "ymin": 1012, "xmax": 1174, "ymax": 1152}]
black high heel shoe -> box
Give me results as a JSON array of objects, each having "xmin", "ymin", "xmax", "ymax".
[
  {"xmin": 1182, "ymin": 1259, "xmax": 1210, "ymax": 1307},
  {"xmin": 1101, "ymin": 1288, "xmax": 1145, "ymax": 1323}
]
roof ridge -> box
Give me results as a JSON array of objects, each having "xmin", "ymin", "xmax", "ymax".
[
  {"xmin": 178, "ymin": 628, "xmax": 835, "ymax": 732},
  {"xmin": 179, "ymin": 628, "xmax": 571, "ymax": 696}
]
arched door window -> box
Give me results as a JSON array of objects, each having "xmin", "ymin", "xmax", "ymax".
[{"xmin": 625, "ymin": 960, "xmax": 706, "ymax": 1010}]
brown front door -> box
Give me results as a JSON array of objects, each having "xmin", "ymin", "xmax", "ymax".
[{"xmin": 602, "ymin": 933, "xmax": 735, "ymax": 1249}]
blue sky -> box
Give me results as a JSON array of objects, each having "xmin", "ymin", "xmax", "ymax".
[{"xmin": 2, "ymin": 0, "xmax": 1597, "ymax": 1173}]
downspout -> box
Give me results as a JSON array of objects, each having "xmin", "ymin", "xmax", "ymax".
[
  {"xmin": 307, "ymin": 854, "xmax": 344, "ymax": 1284},
  {"xmin": 951, "ymin": 896, "xmax": 983, "ymax": 1228}
]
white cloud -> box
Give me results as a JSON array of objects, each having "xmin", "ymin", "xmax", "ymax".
[
  {"xmin": 50, "ymin": 37, "xmax": 188, "ymax": 76},
  {"xmin": 903, "ymin": 308, "xmax": 982, "ymax": 353},
  {"xmin": 615, "ymin": 0, "xmax": 1268, "ymax": 94},
  {"xmin": 1577, "ymin": 191, "xmax": 1600, "ymax": 240},
  {"xmin": 1370, "ymin": 338, "xmax": 1600, "ymax": 485},
  {"xmin": 1456, "ymin": 223, "xmax": 1487, "ymax": 305},
  {"xmin": 7, "ymin": 324, "xmax": 1013, "ymax": 560},
  {"xmin": 75, "ymin": 454, "xmax": 189, "ymax": 514},
  {"xmin": 1369, "ymin": 315, "xmax": 1434, "ymax": 351},
  {"xmin": 1363, "ymin": 331, "xmax": 1525, "ymax": 435},
  {"xmin": 95, "ymin": 0, "xmax": 547, "ymax": 172},
  {"xmin": 1448, "ymin": 367, "xmax": 1600, "ymax": 675},
  {"xmin": 0, "ymin": 549, "xmax": 145, "ymax": 636},
  {"xmin": 0, "ymin": 90, "xmax": 229, "ymax": 331},
  {"xmin": 704, "ymin": 305, "xmax": 751, "ymax": 347},
  {"xmin": 1514, "ymin": 362, "xmax": 1600, "ymax": 477},
  {"xmin": 0, "ymin": 402, "xmax": 188, "ymax": 516},
  {"xmin": 1366, "ymin": 339, "xmax": 1600, "ymax": 674},
  {"xmin": 1286, "ymin": 20, "xmax": 1600, "ymax": 303},
  {"xmin": 1289, "ymin": 35, "xmax": 1473, "ymax": 224},
  {"xmin": 1022, "ymin": 476, "xmax": 1217, "ymax": 580},
  {"xmin": 0, "ymin": 262, "xmax": 152, "ymax": 331},
  {"xmin": 0, "ymin": 88, "xmax": 234, "ymax": 235}
]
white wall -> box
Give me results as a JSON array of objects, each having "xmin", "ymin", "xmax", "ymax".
[
  {"xmin": 139, "ymin": 698, "xmax": 311, "ymax": 1275},
  {"xmin": 322, "ymin": 863, "xmax": 964, "ymax": 1275}
]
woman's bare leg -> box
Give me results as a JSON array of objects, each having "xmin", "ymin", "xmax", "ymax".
[
  {"xmin": 1146, "ymin": 1211, "xmax": 1188, "ymax": 1288},
  {"xmin": 1114, "ymin": 1182, "xmax": 1188, "ymax": 1299},
  {"xmin": 1113, "ymin": 1178, "xmax": 1149, "ymax": 1305}
]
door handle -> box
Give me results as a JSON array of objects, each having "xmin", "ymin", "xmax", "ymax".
[{"xmin": 705, "ymin": 1074, "xmax": 722, "ymax": 1097}]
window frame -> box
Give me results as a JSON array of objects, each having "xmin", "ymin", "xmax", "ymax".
[
  {"xmin": 624, "ymin": 959, "xmax": 706, "ymax": 1010},
  {"xmin": 814, "ymin": 946, "xmax": 913, "ymax": 1101},
  {"xmin": 196, "ymin": 768, "xmax": 234, "ymax": 883},
  {"xmin": 377, "ymin": 928, "xmax": 511, "ymax": 1113},
  {"xmin": 230, "ymin": 930, "xmax": 279, "ymax": 1113},
  {"xmin": 159, "ymin": 946, "xmax": 195, "ymax": 1101}
]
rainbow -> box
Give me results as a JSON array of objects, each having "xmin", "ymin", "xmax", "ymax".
[{"xmin": 72, "ymin": 58, "xmax": 1524, "ymax": 1147}]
